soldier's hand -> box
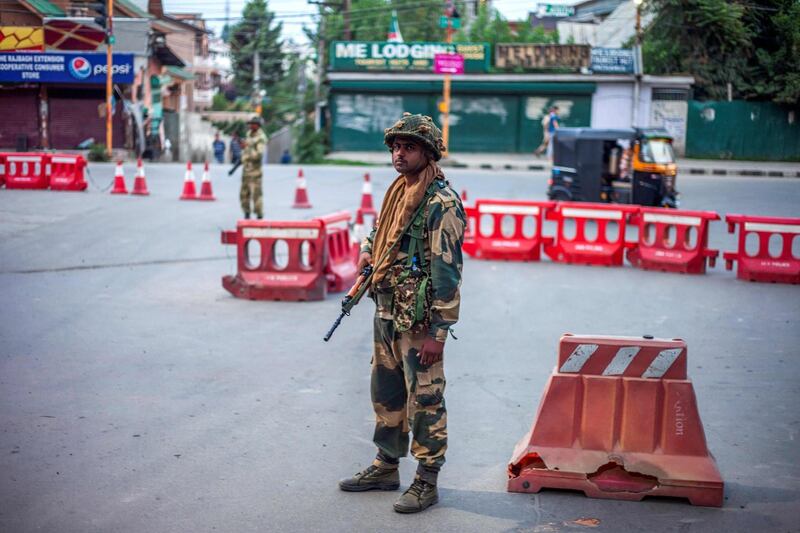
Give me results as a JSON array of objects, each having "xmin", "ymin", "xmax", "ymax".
[
  {"xmin": 419, "ymin": 337, "xmax": 444, "ymax": 366},
  {"xmin": 357, "ymin": 252, "xmax": 372, "ymax": 271}
]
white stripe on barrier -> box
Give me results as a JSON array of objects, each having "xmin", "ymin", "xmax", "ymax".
[
  {"xmin": 642, "ymin": 348, "xmax": 682, "ymax": 378},
  {"xmin": 478, "ymin": 204, "xmax": 540, "ymax": 216},
  {"xmin": 51, "ymin": 156, "xmax": 77, "ymax": 164},
  {"xmin": 561, "ymin": 207, "xmax": 624, "ymax": 220},
  {"xmin": 642, "ymin": 213, "xmax": 702, "ymax": 226},
  {"xmin": 744, "ymin": 222, "xmax": 800, "ymax": 234},
  {"xmin": 324, "ymin": 220, "xmax": 350, "ymax": 232},
  {"xmin": 7, "ymin": 156, "xmax": 42, "ymax": 163},
  {"xmin": 559, "ymin": 344, "xmax": 598, "ymax": 373},
  {"xmin": 243, "ymin": 227, "xmax": 319, "ymax": 239},
  {"xmin": 602, "ymin": 347, "xmax": 640, "ymax": 376}
]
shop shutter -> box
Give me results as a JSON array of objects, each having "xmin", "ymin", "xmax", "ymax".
[
  {"xmin": 48, "ymin": 87, "xmax": 125, "ymax": 150},
  {"xmin": 0, "ymin": 87, "xmax": 39, "ymax": 150}
]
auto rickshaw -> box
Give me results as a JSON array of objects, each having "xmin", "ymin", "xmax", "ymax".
[{"xmin": 547, "ymin": 128, "xmax": 679, "ymax": 208}]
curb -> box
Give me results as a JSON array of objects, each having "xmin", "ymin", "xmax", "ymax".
[{"xmin": 442, "ymin": 161, "xmax": 800, "ymax": 177}]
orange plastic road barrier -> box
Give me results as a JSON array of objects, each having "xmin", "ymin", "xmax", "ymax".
[
  {"xmin": 110, "ymin": 161, "xmax": 128, "ymax": 195},
  {"xmin": 317, "ymin": 210, "xmax": 358, "ymax": 293},
  {"xmin": 723, "ymin": 214, "xmax": 800, "ymax": 284},
  {"xmin": 221, "ymin": 219, "xmax": 328, "ymax": 301},
  {"xmin": 48, "ymin": 154, "xmax": 88, "ymax": 191},
  {"xmin": 626, "ymin": 207, "xmax": 720, "ymax": 274},
  {"xmin": 544, "ymin": 202, "xmax": 639, "ymax": 266},
  {"xmin": 508, "ymin": 334, "xmax": 723, "ymax": 507},
  {"xmin": 180, "ymin": 161, "xmax": 197, "ymax": 200},
  {"xmin": 4, "ymin": 153, "xmax": 48, "ymax": 189},
  {"xmin": 292, "ymin": 168, "xmax": 312, "ymax": 209},
  {"xmin": 467, "ymin": 199, "xmax": 555, "ymax": 261}
]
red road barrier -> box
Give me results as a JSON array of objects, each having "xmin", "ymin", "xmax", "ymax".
[
  {"xmin": 544, "ymin": 202, "xmax": 638, "ymax": 266},
  {"xmin": 48, "ymin": 154, "xmax": 88, "ymax": 191},
  {"xmin": 508, "ymin": 334, "xmax": 723, "ymax": 507},
  {"xmin": 4, "ymin": 153, "xmax": 48, "ymax": 189},
  {"xmin": 465, "ymin": 199, "xmax": 555, "ymax": 261},
  {"xmin": 723, "ymin": 214, "xmax": 800, "ymax": 284},
  {"xmin": 221, "ymin": 219, "xmax": 328, "ymax": 301},
  {"xmin": 627, "ymin": 208, "xmax": 720, "ymax": 274},
  {"xmin": 462, "ymin": 205, "xmax": 478, "ymax": 258},
  {"xmin": 0, "ymin": 153, "xmax": 5, "ymax": 187},
  {"xmin": 317, "ymin": 210, "xmax": 358, "ymax": 293}
]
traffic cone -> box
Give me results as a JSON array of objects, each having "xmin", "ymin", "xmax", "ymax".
[
  {"xmin": 292, "ymin": 168, "xmax": 312, "ymax": 209},
  {"xmin": 359, "ymin": 172, "xmax": 375, "ymax": 211},
  {"xmin": 180, "ymin": 161, "xmax": 197, "ymax": 200},
  {"xmin": 461, "ymin": 188, "xmax": 468, "ymax": 204},
  {"xmin": 131, "ymin": 157, "xmax": 150, "ymax": 196},
  {"xmin": 110, "ymin": 161, "xmax": 128, "ymax": 194},
  {"xmin": 198, "ymin": 160, "xmax": 216, "ymax": 201}
]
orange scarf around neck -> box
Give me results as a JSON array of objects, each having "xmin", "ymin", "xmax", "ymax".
[{"xmin": 371, "ymin": 161, "xmax": 442, "ymax": 286}]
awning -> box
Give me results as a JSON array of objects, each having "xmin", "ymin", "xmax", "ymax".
[{"xmin": 166, "ymin": 66, "xmax": 194, "ymax": 81}]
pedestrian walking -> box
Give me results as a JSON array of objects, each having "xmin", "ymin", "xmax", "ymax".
[
  {"xmin": 338, "ymin": 113, "xmax": 466, "ymax": 514},
  {"xmin": 230, "ymin": 133, "xmax": 242, "ymax": 166},
  {"xmin": 212, "ymin": 133, "xmax": 225, "ymax": 164},
  {"xmin": 240, "ymin": 117, "xmax": 266, "ymax": 219},
  {"xmin": 546, "ymin": 105, "xmax": 560, "ymax": 160}
]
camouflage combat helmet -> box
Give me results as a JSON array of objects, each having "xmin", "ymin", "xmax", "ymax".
[
  {"xmin": 384, "ymin": 112, "xmax": 446, "ymax": 161},
  {"xmin": 248, "ymin": 116, "xmax": 263, "ymax": 125}
]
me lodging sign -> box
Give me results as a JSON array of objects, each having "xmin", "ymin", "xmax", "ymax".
[
  {"xmin": 0, "ymin": 52, "xmax": 134, "ymax": 84},
  {"xmin": 330, "ymin": 41, "xmax": 490, "ymax": 73}
]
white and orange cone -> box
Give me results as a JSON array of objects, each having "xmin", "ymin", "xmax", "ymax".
[
  {"xmin": 198, "ymin": 160, "xmax": 215, "ymax": 201},
  {"xmin": 110, "ymin": 161, "xmax": 128, "ymax": 194},
  {"xmin": 180, "ymin": 161, "xmax": 197, "ymax": 200},
  {"xmin": 131, "ymin": 157, "xmax": 150, "ymax": 196},
  {"xmin": 292, "ymin": 168, "xmax": 312, "ymax": 208},
  {"xmin": 359, "ymin": 172, "xmax": 375, "ymax": 212}
]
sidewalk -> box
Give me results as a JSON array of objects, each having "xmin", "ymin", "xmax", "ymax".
[{"xmin": 327, "ymin": 151, "xmax": 800, "ymax": 177}]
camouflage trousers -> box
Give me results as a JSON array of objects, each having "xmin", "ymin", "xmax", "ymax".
[
  {"xmin": 371, "ymin": 314, "xmax": 447, "ymax": 469},
  {"xmin": 240, "ymin": 172, "xmax": 263, "ymax": 218}
]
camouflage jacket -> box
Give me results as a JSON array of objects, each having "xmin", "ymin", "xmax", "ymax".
[
  {"xmin": 242, "ymin": 129, "xmax": 267, "ymax": 174},
  {"xmin": 362, "ymin": 179, "xmax": 466, "ymax": 342}
]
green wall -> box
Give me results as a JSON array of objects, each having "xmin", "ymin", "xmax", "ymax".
[
  {"xmin": 686, "ymin": 100, "xmax": 800, "ymax": 161},
  {"xmin": 329, "ymin": 80, "xmax": 594, "ymax": 153}
]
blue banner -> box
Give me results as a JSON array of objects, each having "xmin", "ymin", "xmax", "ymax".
[
  {"xmin": 0, "ymin": 52, "xmax": 134, "ymax": 84},
  {"xmin": 590, "ymin": 48, "xmax": 635, "ymax": 74}
]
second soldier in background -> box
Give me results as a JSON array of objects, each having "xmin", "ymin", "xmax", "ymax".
[
  {"xmin": 240, "ymin": 116, "xmax": 267, "ymax": 219},
  {"xmin": 339, "ymin": 113, "xmax": 466, "ymax": 514}
]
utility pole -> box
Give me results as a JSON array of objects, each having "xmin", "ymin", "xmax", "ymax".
[
  {"xmin": 343, "ymin": 0, "xmax": 351, "ymax": 40},
  {"xmin": 441, "ymin": 19, "xmax": 452, "ymax": 157},
  {"xmin": 632, "ymin": 0, "xmax": 643, "ymax": 128},
  {"xmin": 93, "ymin": 0, "xmax": 114, "ymax": 156},
  {"xmin": 253, "ymin": 49, "xmax": 261, "ymax": 114}
]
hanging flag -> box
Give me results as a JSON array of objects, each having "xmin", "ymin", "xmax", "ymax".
[{"xmin": 387, "ymin": 9, "xmax": 403, "ymax": 42}]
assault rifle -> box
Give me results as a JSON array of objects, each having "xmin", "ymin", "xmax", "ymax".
[
  {"xmin": 228, "ymin": 159, "xmax": 242, "ymax": 176},
  {"xmin": 323, "ymin": 264, "xmax": 373, "ymax": 342}
]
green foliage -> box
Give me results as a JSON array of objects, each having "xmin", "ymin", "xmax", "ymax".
[
  {"xmin": 295, "ymin": 120, "xmax": 327, "ymax": 164},
  {"xmin": 642, "ymin": 0, "xmax": 800, "ymax": 104},
  {"xmin": 213, "ymin": 120, "xmax": 248, "ymax": 139},
  {"xmin": 87, "ymin": 143, "xmax": 109, "ymax": 162},
  {"xmin": 454, "ymin": 3, "xmax": 558, "ymax": 49},
  {"xmin": 229, "ymin": 0, "xmax": 285, "ymax": 97}
]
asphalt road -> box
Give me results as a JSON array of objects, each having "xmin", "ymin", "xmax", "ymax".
[{"xmin": 1, "ymin": 163, "xmax": 799, "ymax": 533}]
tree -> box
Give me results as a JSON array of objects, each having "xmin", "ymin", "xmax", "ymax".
[
  {"xmin": 454, "ymin": 3, "xmax": 558, "ymax": 51},
  {"xmin": 229, "ymin": 0, "xmax": 285, "ymax": 99},
  {"xmin": 641, "ymin": 0, "xmax": 799, "ymax": 104}
]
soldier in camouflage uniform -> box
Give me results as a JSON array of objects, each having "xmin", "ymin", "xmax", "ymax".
[
  {"xmin": 240, "ymin": 116, "xmax": 267, "ymax": 219},
  {"xmin": 339, "ymin": 113, "xmax": 465, "ymax": 514}
]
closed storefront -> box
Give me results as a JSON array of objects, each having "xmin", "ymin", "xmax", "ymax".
[
  {"xmin": 0, "ymin": 86, "xmax": 39, "ymax": 150},
  {"xmin": 48, "ymin": 87, "xmax": 125, "ymax": 149},
  {"xmin": 328, "ymin": 76, "xmax": 595, "ymax": 153}
]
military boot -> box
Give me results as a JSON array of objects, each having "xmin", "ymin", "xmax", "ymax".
[
  {"xmin": 393, "ymin": 477, "xmax": 439, "ymax": 513},
  {"xmin": 393, "ymin": 464, "xmax": 439, "ymax": 513},
  {"xmin": 339, "ymin": 463, "xmax": 400, "ymax": 492}
]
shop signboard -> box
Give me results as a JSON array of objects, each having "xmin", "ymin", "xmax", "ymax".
[
  {"xmin": 330, "ymin": 41, "xmax": 489, "ymax": 73},
  {"xmin": 0, "ymin": 52, "xmax": 134, "ymax": 83},
  {"xmin": 495, "ymin": 44, "xmax": 590, "ymax": 71},
  {"xmin": 434, "ymin": 53, "xmax": 464, "ymax": 74},
  {"xmin": 590, "ymin": 48, "xmax": 635, "ymax": 74}
]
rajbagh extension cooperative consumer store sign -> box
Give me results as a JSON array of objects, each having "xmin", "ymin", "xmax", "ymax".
[
  {"xmin": 0, "ymin": 52, "xmax": 134, "ymax": 83},
  {"xmin": 329, "ymin": 41, "xmax": 489, "ymax": 73}
]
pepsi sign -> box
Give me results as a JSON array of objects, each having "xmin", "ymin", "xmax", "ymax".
[{"xmin": 0, "ymin": 52, "xmax": 134, "ymax": 84}]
